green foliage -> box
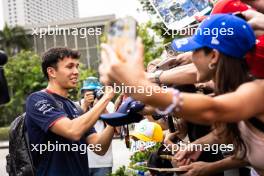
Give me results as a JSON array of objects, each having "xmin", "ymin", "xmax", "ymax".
[
  {"xmin": 0, "ymin": 127, "xmax": 10, "ymax": 141},
  {"xmin": 0, "ymin": 51, "xmax": 46, "ymax": 126},
  {"xmin": 0, "ymin": 50, "xmax": 96, "ymax": 126},
  {"xmin": 108, "ymin": 166, "xmax": 129, "ymax": 176},
  {"xmin": 129, "ymin": 143, "xmax": 161, "ymax": 164},
  {"xmin": 0, "ymin": 23, "xmax": 31, "ymax": 56},
  {"xmin": 110, "ymin": 143, "xmax": 161, "ymax": 175},
  {"xmin": 137, "ymin": 22, "xmax": 163, "ymax": 66}
]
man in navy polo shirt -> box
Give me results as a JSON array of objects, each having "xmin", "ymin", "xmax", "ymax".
[{"xmin": 25, "ymin": 47, "xmax": 115, "ymax": 176}]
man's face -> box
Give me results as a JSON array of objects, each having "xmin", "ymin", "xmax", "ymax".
[{"xmin": 50, "ymin": 57, "xmax": 79, "ymax": 89}]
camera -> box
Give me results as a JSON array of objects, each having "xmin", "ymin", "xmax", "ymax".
[
  {"xmin": 0, "ymin": 50, "xmax": 10, "ymax": 105},
  {"xmin": 93, "ymin": 88, "xmax": 104, "ymax": 100},
  {"xmin": 81, "ymin": 77, "xmax": 104, "ymax": 100}
]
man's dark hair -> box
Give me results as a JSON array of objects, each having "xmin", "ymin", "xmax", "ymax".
[{"xmin": 41, "ymin": 47, "xmax": 80, "ymax": 79}]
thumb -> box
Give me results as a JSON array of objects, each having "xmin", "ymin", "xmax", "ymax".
[
  {"xmin": 101, "ymin": 43, "xmax": 121, "ymax": 63},
  {"xmin": 242, "ymin": 9, "xmax": 256, "ymax": 21},
  {"xmin": 178, "ymin": 165, "xmax": 191, "ymax": 170},
  {"xmin": 135, "ymin": 37, "xmax": 144, "ymax": 64}
]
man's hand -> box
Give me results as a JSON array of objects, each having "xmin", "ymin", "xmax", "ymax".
[
  {"xmin": 172, "ymin": 144, "xmax": 202, "ymax": 167},
  {"xmin": 82, "ymin": 91, "xmax": 94, "ymax": 111},
  {"xmin": 103, "ymin": 86, "xmax": 115, "ymax": 100},
  {"xmin": 177, "ymin": 162, "xmax": 214, "ymax": 176}
]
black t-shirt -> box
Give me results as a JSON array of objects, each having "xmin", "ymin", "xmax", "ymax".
[{"xmin": 26, "ymin": 90, "xmax": 96, "ymax": 176}]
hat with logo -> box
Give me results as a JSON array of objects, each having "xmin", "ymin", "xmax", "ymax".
[
  {"xmin": 195, "ymin": 0, "xmax": 252, "ymax": 22},
  {"xmin": 171, "ymin": 14, "xmax": 256, "ymax": 59},
  {"xmin": 100, "ymin": 97, "xmax": 145, "ymax": 126},
  {"xmin": 130, "ymin": 120, "xmax": 163, "ymax": 142}
]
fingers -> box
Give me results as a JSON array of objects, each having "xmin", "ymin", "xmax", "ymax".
[
  {"xmin": 99, "ymin": 64, "xmax": 112, "ymax": 86},
  {"xmin": 175, "ymin": 149, "xmax": 187, "ymax": 161},
  {"xmin": 84, "ymin": 91, "xmax": 94, "ymax": 99},
  {"xmin": 100, "ymin": 44, "xmax": 111, "ymax": 65},
  {"xmin": 100, "ymin": 44, "xmax": 119, "ymax": 86},
  {"xmin": 241, "ymin": 9, "xmax": 264, "ymax": 34},
  {"xmin": 84, "ymin": 91, "xmax": 93, "ymax": 96},
  {"xmin": 177, "ymin": 158, "xmax": 188, "ymax": 166},
  {"xmin": 185, "ymin": 158, "xmax": 192, "ymax": 165},
  {"xmin": 178, "ymin": 165, "xmax": 191, "ymax": 171},
  {"xmin": 242, "ymin": 9, "xmax": 256, "ymax": 21},
  {"xmin": 104, "ymin": 85, "xmax": 115, "ymax": 99},
  {"xmin": 178, "ymin": 165, "xmax": 192, "ymax": 176},
  {"xmin": 135, "ymin": 37, "xmax": 144, "ymax": 64}
]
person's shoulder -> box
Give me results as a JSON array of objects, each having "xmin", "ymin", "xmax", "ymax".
[
  {"xmin": 240, "ymin": 80, "xmax": 263, "ymax": 87},
  {"xmin": 26, "ymin": 90, "xmax": 52, "ymax": 103},
  {"xmin": 237, "ymin": 80, "xmax": 264, "ymax": 94}
]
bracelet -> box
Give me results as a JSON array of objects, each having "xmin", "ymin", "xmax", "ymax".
[
  {"xmin": 155, "ymin": 88, "xmax": 183, "ymax": 115},
  {"xmin": 154, "ymin": 70, "xmax": 163, "ymax": 84}
]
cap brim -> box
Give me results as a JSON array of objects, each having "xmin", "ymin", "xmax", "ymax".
[
  {"xmin": 171, "ymin": 37, "xmax": 203, "ymax": 52},
  {"xmin": 100, "ymin": 112, "xmax": 127, "ymax": 126},
  {"xmin": 100, "ymin": 112, "xmax": 144, "ymax": 126},
  {"xmin": 100, "ymin": 112, "xmax": 127, "ymax": 119},
  {"xmin": 130, "ymin": 133, "xmax": 152, "ymax": 142}
]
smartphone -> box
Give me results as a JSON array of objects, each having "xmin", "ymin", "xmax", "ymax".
[
  {"xmin": 149, "ymin": 0, "xmax": 212, "ymax": 30},
  {"xmin": 106, "ymin": 16, "xmax": 137, "ymax": 61},
  {"xmin": 164, "ymin": 42, "xmax": 178, "ymax": 57}
]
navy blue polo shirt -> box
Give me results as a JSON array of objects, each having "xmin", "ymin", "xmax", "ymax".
[{"xmin": 25, "ymin": 90, "xmax": 96, "ymax": 176}]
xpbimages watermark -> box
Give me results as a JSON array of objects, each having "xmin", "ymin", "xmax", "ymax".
[
  {"xmin": 100, "ymin": 84, "xmax": 169, "ymax": 96},
  {"xmin": 162, "ymin": 141, "xmax": 234, "ymax": 155},
  {"xmin": 31, "ymin": 141, "xmax": 102, "ymax": 154},
  {"xmin": 162, "ymin": 25, "xmax": 234, "ymax": 38},
  {"xmin": 31, "ymin": 25, "xmax": 102, "ymax": 38}
]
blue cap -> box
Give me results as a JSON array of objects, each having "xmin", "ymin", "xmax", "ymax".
[
  {"xmin": 171, "ymin": 14, "xmax": 256, "ymax": 59},
  {"xmin": 100, "ymin": 97, "xmax": 145, "ymax": 126},
  {"xmin": 81, "ymin": 76, "xmax": 102, "ymax": 92}
]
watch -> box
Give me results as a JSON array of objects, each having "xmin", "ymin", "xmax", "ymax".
[{"xmin": 154, "ymin": 70, "xmax": 163, "ymax": 84}]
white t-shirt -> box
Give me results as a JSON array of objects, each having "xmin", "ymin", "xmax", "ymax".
[{"xmin": 88, "ymin": 102, "xmax": 115, "ymax": 168}]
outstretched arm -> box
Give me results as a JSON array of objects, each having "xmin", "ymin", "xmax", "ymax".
[{"xmin": 99, "ymin": 41, "xmax": 264, "ymax": 125}]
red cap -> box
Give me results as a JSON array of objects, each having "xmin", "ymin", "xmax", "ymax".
[
  {"xmin": 211, "ymin": 0, "xmax": 251, "ymax": 14},
  {"xmin": 246, "ymin": 35, "xmax": 264, "ymax": 79},
  {"xmin": 195, "ymin": 0, "xmax": 252, "ymax": 22}
]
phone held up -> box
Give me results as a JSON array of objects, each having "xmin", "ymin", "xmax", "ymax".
[{"xmin": 106, "ymin": 16, "xmax": 137, "ymax": 61}]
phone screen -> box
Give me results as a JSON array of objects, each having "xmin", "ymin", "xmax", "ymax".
[
  {"xmin": 107, "ymin": 17, "xmax": 137, "ymax": 61},
  {"xmin": 149, "ymin": 0, "xmax": 212, "ymax": 30},
  {"xmin": 164, "ymin": 42, "xmax": 178, "ymax": 57}
]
